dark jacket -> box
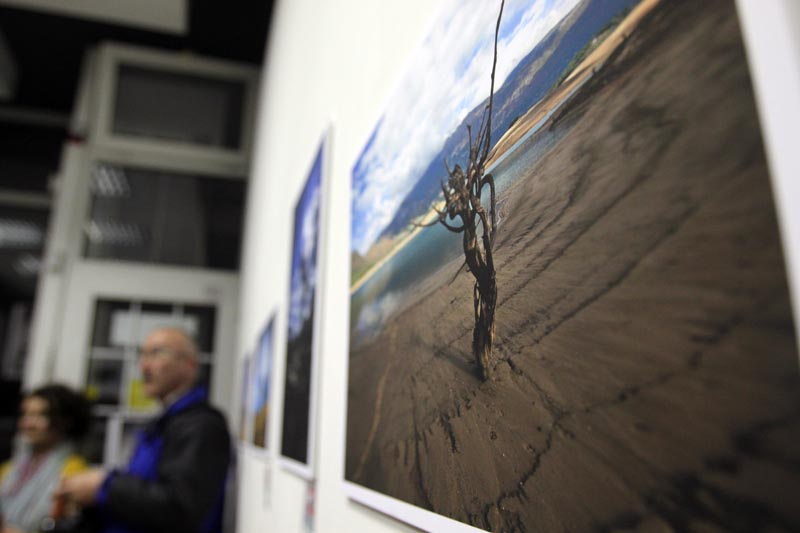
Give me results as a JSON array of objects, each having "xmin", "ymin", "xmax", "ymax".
[{"xmin": 96, "ymin": 387, "xmax": 231, "ymax": 533}]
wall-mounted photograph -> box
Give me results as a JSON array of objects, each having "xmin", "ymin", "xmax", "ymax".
[
  {"xmin": 280, "ymin": 133, "xmax": 328, "ymax": 478},
  {"xmin": 346, "ymin": 0, "xmax": 800, "ymax": 530},
  {"xmin": 238, "ymin": 354, "xmax": 251, "ymax": 442},
  {"xmin": 251, "ymin": 316, "xmax": 274, "ymax": 449}
]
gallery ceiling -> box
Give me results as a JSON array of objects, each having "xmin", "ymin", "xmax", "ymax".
[{"xmin": 0, "ymin": 0, "xmax": 273, "ymax": 300}]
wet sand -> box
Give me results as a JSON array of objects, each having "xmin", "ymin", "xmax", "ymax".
[{"xmin": 346, "ymin": 1, "xmax": 800, "ymax": 531}]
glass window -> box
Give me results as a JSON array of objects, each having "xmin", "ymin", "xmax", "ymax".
[
  {"xmin": 0, "ymin": 206, "xmax": 49, "ymax": 300},
  {"xmin": 113, "ymin": 65, "xmax": 245, "ymax": 149},
  {"xmin": 183, "ymin": 305, "xmax": 216, "ymax": 353},
  {"xmin": 90, "ymin": 300, "xmax": 131, "ymax": 348},
  {"xmin": 84, "ymin": 163, "xmax": 245, "ymax": 269},
  {"xmin": 81, "ymin": 416, "xmax": 108, "ymax": 465},
  {"xmin": 86, "ymin": 359, "xmax": 123, "ymax": 406}
]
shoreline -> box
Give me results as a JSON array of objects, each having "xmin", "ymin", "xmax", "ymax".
[{"xmin": 350, "ymin": 200, "xmax": 445, "ymax": 295}]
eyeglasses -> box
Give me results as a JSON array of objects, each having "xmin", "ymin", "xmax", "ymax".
[{"xmin": 137, "ymin": 346, "xmax": 187, "ymax": 360}]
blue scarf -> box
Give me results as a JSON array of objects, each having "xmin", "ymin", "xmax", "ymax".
[
  {"xmin": 98, "ymin": 387, "xmax": 223, "ymax": 533},
  {"xmin": 128, "ymin": 387, "xmax": 208, "ymax": 482}
]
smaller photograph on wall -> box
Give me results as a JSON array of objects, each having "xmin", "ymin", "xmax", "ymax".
[
  {"xmin": 279, "ymin": 130, "xmax": 329, "ymax": 478},
  {"xmin": 238, "ymin": 354, "xmax": 251, "ymax": 442},
  {"xmin": 251, "ymin": 315, "xmax": 275, "ymax": 449}
]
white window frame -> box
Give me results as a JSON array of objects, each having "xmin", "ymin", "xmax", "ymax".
[{"xmin": 89, "ymin": 43, "xmax": 260, "ymax": 177}]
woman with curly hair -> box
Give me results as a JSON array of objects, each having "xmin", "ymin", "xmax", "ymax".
[{"xmin": 0, "ymin": 384, "xmax": 91, "ymax": 533}]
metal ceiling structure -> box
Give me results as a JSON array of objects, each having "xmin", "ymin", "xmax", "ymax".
[{"xmin": 0, "ymin": 0, "xmax": 273, "ymax": 300}]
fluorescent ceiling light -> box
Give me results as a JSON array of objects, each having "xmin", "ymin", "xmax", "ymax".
[
  {"xmin": 92, "ymin": 165, "xmax": 131, "ymax": 198},
  {"xmin": 13, "ymin": 253, "xmax": 41, "ymax": 276},
  {"xmin": 0, "ymin": 218, "xmax": 43, "ymax": 248},
  {"xmin": 85, "ymin": 220, "xmax": 142, "ymax": 246}
]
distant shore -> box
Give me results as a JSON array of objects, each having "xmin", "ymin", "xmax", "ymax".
[{"xmin": 350, "ymin": 200, "xmax": 445, "ymax": 294}]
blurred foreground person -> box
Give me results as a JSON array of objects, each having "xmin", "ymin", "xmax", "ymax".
[
  {"xmin": 58, "ymin": 328, "xmax": 230, "ymax": 533},
  {"xmin": 0, "ymin": 384, "xmax": 90, "ymax": 533}
]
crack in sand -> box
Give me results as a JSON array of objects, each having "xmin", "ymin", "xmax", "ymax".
[
  {"xmin": 596, "ymin": 452, "xmax": 800, "ymax": 532},
  {"xmin": 482, "ymin": 303, "xmax": 753, "ymax": 529},
  {"xmin": 498, "ymin": 116, "xmax": 681, "ymax": 311},
  {"xmin": 410, "ymin": 380, "xmax": 435, "ymax": 510},
  {"xmin": 494, "ymin": 154, "xmax": 596, "ymax": 284},
  {"xmin": 439, "ymin": 412, "xmax": 459, "ymax": 453},
  {"xmin": 480, "ymin": 371, "xmax": 564, "ymax": 530},
  {"xmin": 732, "ymin": 411, "xmax": 800, "ymax": 473},
  {"xmin": 352, "ymin": 356, "xmax": 394, "ymax": 481}
]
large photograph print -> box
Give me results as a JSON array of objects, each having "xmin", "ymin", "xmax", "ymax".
[
  {"xmin": 281, "ymin": 139, "xmax": 325, "ymax": 476},
  {"xmin": 347, "ymin": 0, "xmax": 800, "ymax": 531}
]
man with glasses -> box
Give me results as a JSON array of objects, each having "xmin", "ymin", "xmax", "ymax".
[{"xmin": 57, "ymin": 327, "xmax": 230, "ymax": 533}]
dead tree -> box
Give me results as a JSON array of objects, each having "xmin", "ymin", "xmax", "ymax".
[{"xmin": 419, "ymin": 1, "xmax": 504, "ymax": 381}]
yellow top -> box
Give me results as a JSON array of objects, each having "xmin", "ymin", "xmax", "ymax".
[
  {"xmin": 60, "ymin": 455, "xmax": 89, "ymax": 476},
  {"xmin": 0, "ymin": 453, "xmax": 89, "ymax": 483}
]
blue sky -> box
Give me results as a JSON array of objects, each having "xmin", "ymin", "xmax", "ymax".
[
  {"xmin": 288, "ymin": 144, "xmax": 323, "ymax": 339},
  {"xmin": 351, "ymin": 0, "xmax": 580, "ymax": 255}
]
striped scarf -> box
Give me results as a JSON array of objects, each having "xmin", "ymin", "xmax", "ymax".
[{"xmin": 0, "ymin": 443, "xmax": 73, "ymax": 532}]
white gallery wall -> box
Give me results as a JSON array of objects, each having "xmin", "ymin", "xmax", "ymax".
[
  {"xmin": 237, "ymin": 0, "xmax": 439, "ymax": 531},
  {"xmin": 236, "ymin": 0, "xmax": 800, "ymax": 532}
]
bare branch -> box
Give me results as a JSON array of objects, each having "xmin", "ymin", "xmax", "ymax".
[
  {"xmin": 441, "ymin": 218, "xmax": 466, "ymax": 233},
  {"xmin": 481, "ymin": 173, "xmax": 497, "ymax": 247},
  {"xmin": 449, "ymin": 260, "xmax": 469, "ymax": 285},
  {"xmin": 481, "ymin": 0, "xmax": 505, "ymax": 165},
  {"xmin": 476, "ymin": 104, "xmax": 489, "ymax": 154},
  {"xmin": 473, "ymin": 281, "xmax": 480, "ymax": 323},
  {"xmin": 428, "ymin": 0, "xmax": 503, "ymax": 381}
]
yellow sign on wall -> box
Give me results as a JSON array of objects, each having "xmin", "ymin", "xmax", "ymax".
[{"xmin": 128, "ymin": 379, "xmax": 157, "ymax": 411}]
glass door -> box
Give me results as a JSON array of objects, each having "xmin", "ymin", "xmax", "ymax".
[{"xmin": 51, "ymin": 260, "xmax": 238, "ymax": 466}]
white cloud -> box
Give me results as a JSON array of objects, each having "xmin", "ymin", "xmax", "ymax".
[{"xmin": 289, "ymin": 181, "xmax": 321, "ymax": 338}]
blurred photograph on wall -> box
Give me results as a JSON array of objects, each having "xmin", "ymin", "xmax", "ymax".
[
  {"xmin": 238, "ymin": 353, "xmax": 251, "ymax": 442},
  {"xmin": 251, "ymin": 316, "xmax": 274, "ymax": 449},
  {"xmin": 280, "ymin": 134, "xmax": 328, "ymax": 478}
]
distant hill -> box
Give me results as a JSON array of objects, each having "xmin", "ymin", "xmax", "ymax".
[{"xmin": 376, "ymin": 0, "xmax": 640, "ymax": 243}]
